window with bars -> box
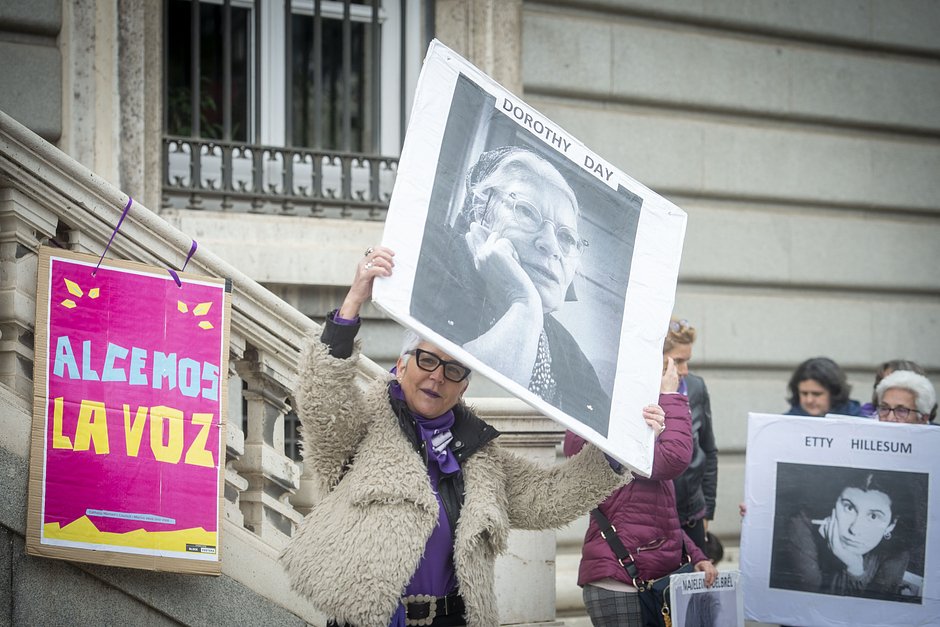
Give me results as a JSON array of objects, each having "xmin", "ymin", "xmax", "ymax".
[
  {"xmin": 166, "ymin": 0, "xmax": 251, "ymax": 142},
  {"xmin": 162, "ymin": 0, "xmax": 418, "ymax": 216}
]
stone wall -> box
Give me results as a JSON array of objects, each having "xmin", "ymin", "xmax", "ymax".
[
  {"xmin": 520, "ymin": 0, "xmax": 940, "ymax": 541},
  {"xmin": 0, "ymin": 0, "xmax": 62, "ymax": 142}
]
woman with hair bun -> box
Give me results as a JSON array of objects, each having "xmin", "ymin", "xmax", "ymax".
[{"xmin": 663, "ymin": 317, "xmax": 719, "ymax": 555}]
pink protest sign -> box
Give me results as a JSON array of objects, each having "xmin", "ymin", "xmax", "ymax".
[{"xmin": 27, "ymin": 247, "xmax": 231, "ymax": 575}]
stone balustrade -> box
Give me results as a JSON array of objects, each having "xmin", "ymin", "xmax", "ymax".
[
  {"xmin": 0, "ymin": 109, "xmax": 319, "ymax": 552},
  {"xmin": 0, "ymin": 109, "xmax": 571, "ymax": 625}
]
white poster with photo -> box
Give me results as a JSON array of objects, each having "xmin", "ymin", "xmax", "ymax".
[
  {"xmin": 741, "ymin": 414, "xmax": 939, "ymax": 627},
  {"xmin": 670, "ymin": 570, "xmax": 744, "ymax": 627},
  {"xmin": 372, "ymin": 39, "xmax": 686, "ymax": 476}
]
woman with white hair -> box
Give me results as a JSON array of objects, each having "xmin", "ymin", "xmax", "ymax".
[
  {"xmin": 280, "ymin": 247, "xmax": 659, "ymax": 627},
  {"xmin": 874, "ymin": 370, "xmax": 937, "ymax": 425}
]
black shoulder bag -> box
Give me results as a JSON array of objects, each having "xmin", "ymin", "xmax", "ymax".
[{"xmin": 591, "ymin": 508, "xmax": 694, "ymax": 627}]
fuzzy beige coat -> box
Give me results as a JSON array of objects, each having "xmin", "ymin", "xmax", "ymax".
[{"xmin": 280, "ymin": 337, "xmax": 629, "ymax": 626}]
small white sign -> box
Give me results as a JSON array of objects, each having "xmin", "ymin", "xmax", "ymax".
[{"xmin": 670, "ymin": 570, "xmax": 744, "ymax": 627}]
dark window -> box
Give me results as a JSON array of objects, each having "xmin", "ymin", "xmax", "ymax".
[
  {"xmin": 166, "ymin": 0, "xmax": 250, "ymax": 141},
  {"xmin": 291, "ymin": 13, "xmax": 376, "ymax": 152}
]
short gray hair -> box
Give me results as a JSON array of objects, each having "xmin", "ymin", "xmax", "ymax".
[
  {"xmin": 399, "ymin": 330, "xmax": 422, "ymax": 362},
  {"xmin": 876, "ymin": 370, "xmax": 936, "ymax": 417},
  {"xmin": 398, "ymin": 330, "xmax": 472, "ymax": 381}
]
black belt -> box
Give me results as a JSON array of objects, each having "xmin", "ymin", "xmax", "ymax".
[{"xmin": 402, "ymin": 592, "xmax": 465, "ymax": 626}]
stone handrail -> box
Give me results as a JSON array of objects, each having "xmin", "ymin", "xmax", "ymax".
[
  {"xmin": 0, "ymin": 107, "xmax": 393, "ymax": 549},
  {"xmin": 0, "ymin": 109, "xmax": 570, "ymax": 625}
]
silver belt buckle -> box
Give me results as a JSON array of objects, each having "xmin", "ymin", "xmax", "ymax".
[{"xmin": 403, "ymin": 593, "xmax": 437, "ymax": 627}]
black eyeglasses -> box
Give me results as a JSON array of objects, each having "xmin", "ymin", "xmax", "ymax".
[
  {"xmin": 482, "ymin": 190, "xmax": 587, "ymax": 258},
  {"xmin": 876, "ymin": 404, "xmax": 922, "ymax": 422},
  {"xmin": 408, "ymin": 349, "xmax": 471, "ymax": 382}
]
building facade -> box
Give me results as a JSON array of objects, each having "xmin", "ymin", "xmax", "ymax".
[{"xmin": 2, "ymin": 0, "xmax": 939, "ymax": 623}]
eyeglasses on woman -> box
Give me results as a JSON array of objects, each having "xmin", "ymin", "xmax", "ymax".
[{"xmin": 409, "ymin": 348, "xmax": 472, "ymax": 382}]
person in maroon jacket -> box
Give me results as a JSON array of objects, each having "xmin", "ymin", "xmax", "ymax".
[{"xmin": 565, "ymin": 358, "xmax": 718, "ymax": 626}]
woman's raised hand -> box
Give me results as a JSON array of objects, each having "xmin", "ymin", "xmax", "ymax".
[
  {"xmin": 661, "ymin": 356, "xmax": 680, "ymax": 394},
  {"xmin": 339, "ymin": 246, "xmax": 394, "ymax": 319}
]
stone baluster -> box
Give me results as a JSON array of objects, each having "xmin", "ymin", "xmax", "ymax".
[
  {"xmin": 0, "ymin": 189, "xmax": 57, "ymax": 400},
  {"xmin": 222, "ymin": 334, "xmax": 248, "ymax": 528},
  {"xmin": 231, "ymin": 344, "xmax": 302, "ymax": 549},
  {"xmin": 473, "ymin": 397, "xmax": 567, "ymax": 626}
]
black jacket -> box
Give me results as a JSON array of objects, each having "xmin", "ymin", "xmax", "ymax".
[
  {"xmin": 389, "ymin": 394, "xmax": 500, "ymax": 542},
  {"xmin": 672, "ymin": 373, "xmax": 718, "ymax": 522}
]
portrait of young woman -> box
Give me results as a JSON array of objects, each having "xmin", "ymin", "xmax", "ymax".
[{"xmin": 769, "ymin": 463, "xmax": 927, "ymax": 604}]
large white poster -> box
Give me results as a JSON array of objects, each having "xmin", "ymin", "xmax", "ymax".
[
  {"xmin": 741, "ymin": 414, "xmax": 939, "ymax": 626},
  {"xmin": 373, "ymin": 40, "xmax": 686, "ymax": 476}
]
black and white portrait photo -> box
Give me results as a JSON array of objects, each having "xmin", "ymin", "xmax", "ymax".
[
  {"xmin": 409, "ymin": 74, "xmax": 641, "ymax": 437},
  {"xmin": 740, "ymin": 414, "xmax": 939, "ymax": 627},
  {"xmin": 769, "ymin": 462, "xmax": 927, "ymax": 604},
  {"xmin": 374, "ymin": 41, "xmax": 688, "ymax": 474}
]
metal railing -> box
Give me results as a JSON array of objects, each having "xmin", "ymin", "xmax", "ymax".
[
  {"xmin": 163, "ymin": 0, "xmax": 400, "ymax": 219},
  {"xmin": 162, "ymin": 136, "xmax": 397, "ymax": 218}
]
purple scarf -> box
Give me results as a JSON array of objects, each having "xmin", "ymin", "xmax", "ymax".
[
  {"xmin": 387, "ymin": 377, "xmax": 460, "ymax": 623},
  {"xmin": 389, "ymin": 381, "xmax": 459, "ymax": 474}
]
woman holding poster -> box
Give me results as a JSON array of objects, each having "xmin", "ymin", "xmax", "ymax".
[
  {"xmin": 280, "ymin": 247, "xmax": 643, "ymax": 627},
  {"xmin": 771, "ymin": 467, "xmax": 919, "ymax": 602}
]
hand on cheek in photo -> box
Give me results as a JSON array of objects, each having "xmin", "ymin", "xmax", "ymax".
[
  {"xmin": 465, "ymin": 222, "xmax": 539, "ymax": 311},
  {"xmin": 821, "ymin": 511, "xmax": 865, "ymax": 576}
]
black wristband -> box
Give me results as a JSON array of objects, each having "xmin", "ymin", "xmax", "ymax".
[{"xmin": 321, "ymin": 309, "xmax": 360, "ymax": 358}]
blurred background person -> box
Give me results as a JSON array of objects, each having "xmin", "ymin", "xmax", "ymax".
[
  {"xmin": 861, "ymin": 360, "xmax": 936, "ymax": 422},
  {"xmin": 785, "ymin": 357, "xmax": 865, "ymax": 417},
  {"xmin": 874, "ymin": 370, "xmax": 937, "ymax": 426},
  {"xmin": 663, "ymin": 317, "xmax": 719, "ymax": 555}
]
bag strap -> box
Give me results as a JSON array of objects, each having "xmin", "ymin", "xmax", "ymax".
[
  {"xmin": 591, "ymin": 507, "xmax": 647, "ymax": 589},
  {"xmin": 591, "ymin": 507, "xmax": 695, "ymax": 592}
]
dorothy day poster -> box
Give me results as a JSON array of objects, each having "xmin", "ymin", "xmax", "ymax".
[{"xmin": 373, "ymin": 40, "xmax": 687, "ymax": 476}]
